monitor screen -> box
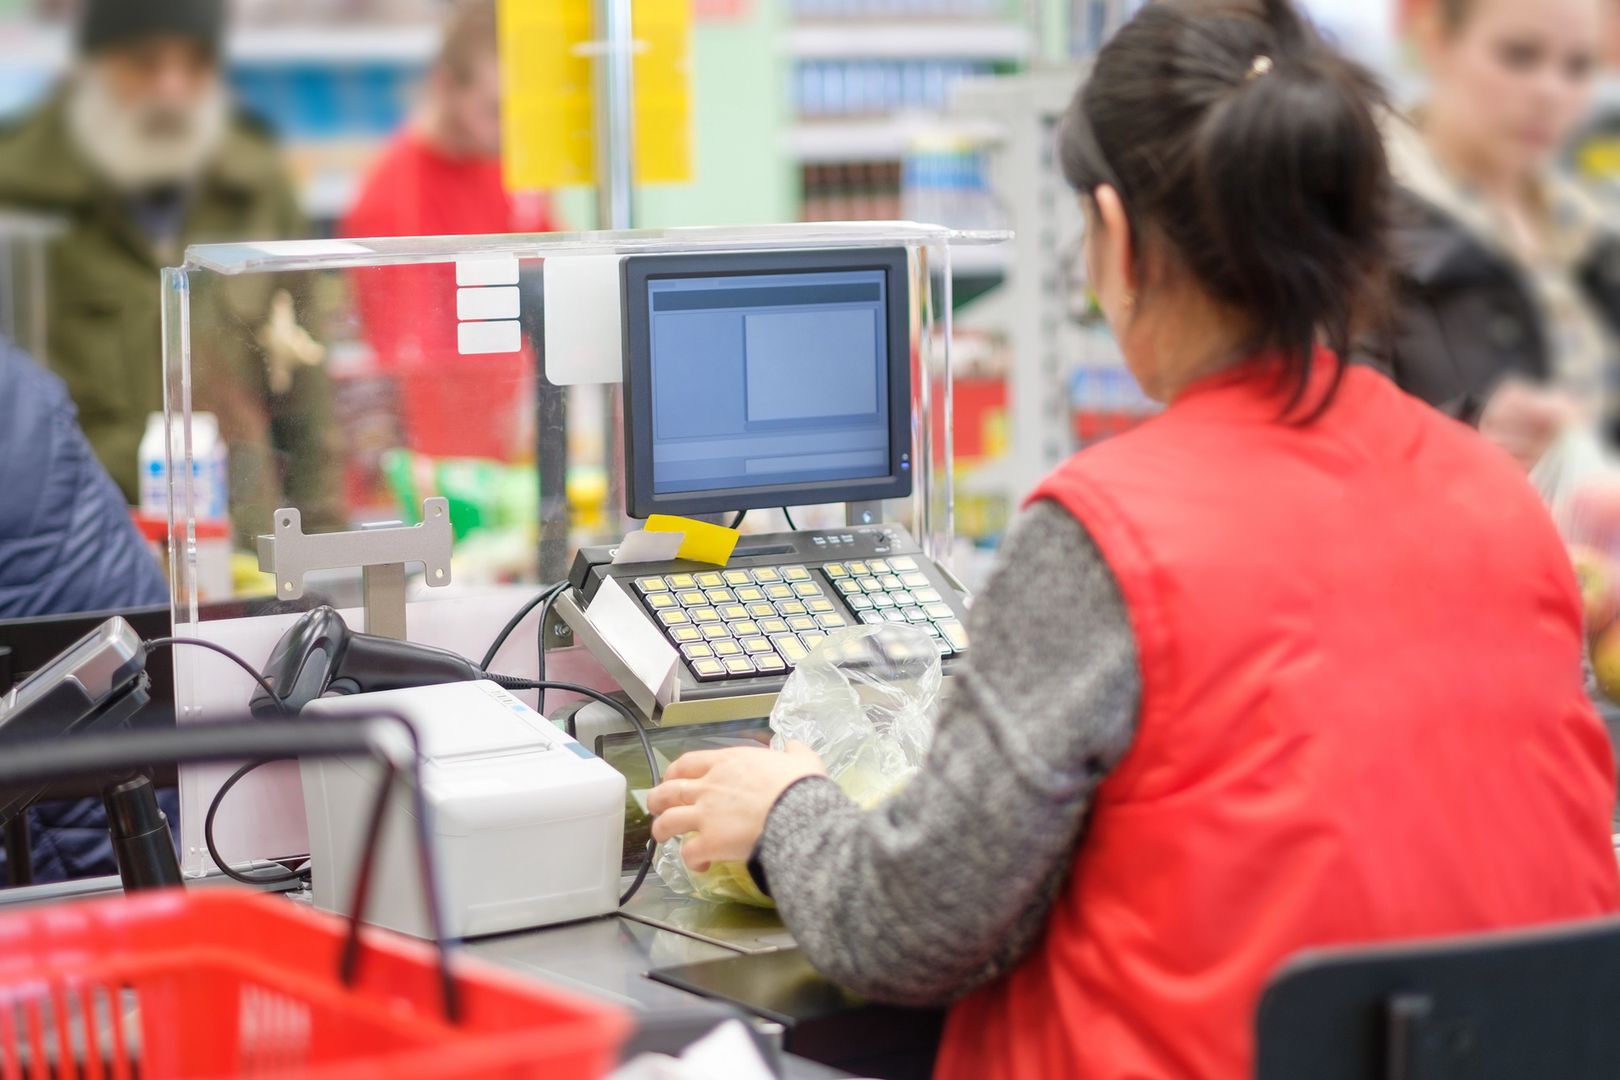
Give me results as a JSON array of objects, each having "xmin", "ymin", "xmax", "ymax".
[{"xmin": 621, "ymin": 249, "xmax": 913, "ymax": 519}]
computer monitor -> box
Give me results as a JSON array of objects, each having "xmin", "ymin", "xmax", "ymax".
[{"xmin": 620, "ymin": 248, "xmax": 913, "ymax": 520}]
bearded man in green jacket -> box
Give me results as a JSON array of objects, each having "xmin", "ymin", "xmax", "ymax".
[{"xmin": 0, "ymin": 0, "xmax": 341, "ymax": 544}]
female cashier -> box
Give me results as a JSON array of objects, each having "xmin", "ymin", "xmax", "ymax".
[{"xmin": 648, "ymin": 2, "xmax": 1620, "ymax": 1077}]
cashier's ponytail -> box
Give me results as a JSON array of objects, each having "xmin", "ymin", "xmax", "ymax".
[{"xmin": 1059, "ymin": 0, "xmax": 1391, "ymax": 416}]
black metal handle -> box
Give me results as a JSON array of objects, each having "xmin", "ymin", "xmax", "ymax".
[{"xmin": 0, "ymin": 713, "xmax": 461, "ymax": 1022}]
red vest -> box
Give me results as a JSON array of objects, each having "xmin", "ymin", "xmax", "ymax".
[{"xmin": 935, "ymin": 359, "xmax": 1620, "ymax": 1080}]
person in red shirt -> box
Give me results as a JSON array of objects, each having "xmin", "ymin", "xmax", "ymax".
[{"xmin": 341, "ymin": 0, "xmax": 560, "ymax": 463}]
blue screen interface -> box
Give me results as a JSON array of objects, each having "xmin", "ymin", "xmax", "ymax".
[{"xmin": 645, "ymin": 268, "xmax": 893, "ymax": 496}]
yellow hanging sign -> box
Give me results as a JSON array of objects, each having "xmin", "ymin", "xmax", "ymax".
[
  {"xmin": 499, "ymin": 0, "xmax": 692, "ymax": 191},
  {"xmin": 631, "ymin": 0, "xmax": 694, "ymax": 185}
]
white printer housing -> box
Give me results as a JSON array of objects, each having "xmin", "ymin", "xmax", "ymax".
[{"xmin": 301, "ymin": 680, "xmax": 626, "ymax": 939}]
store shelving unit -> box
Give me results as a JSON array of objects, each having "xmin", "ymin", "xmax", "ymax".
[
  {"xmin": 787, "ymin": 114, "xmax": 1005, "ymax": 163},
  {"xmin": 785, "ymin": 21, "xmax": 1029, "ymax": 61},
  {"xmin": 784, "ymin": 2, "xmax": 1029, "ymax": 251}
]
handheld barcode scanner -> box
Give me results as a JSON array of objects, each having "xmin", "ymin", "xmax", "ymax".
[
  {"xmin": 251, "ymin": 606, "xmax": 490, "ymax": 717},
  {"xmin": 0, "ymin": 617, "xmax": 181, "ymax": 890}
]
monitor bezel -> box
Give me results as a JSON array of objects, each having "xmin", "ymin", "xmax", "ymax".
[{"xmin": 620, "ymin": 247, "xmax": 914, "ymax": 520}]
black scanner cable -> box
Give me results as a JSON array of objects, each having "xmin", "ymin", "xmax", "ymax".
[
  {"xmin": 145, "ymin": 637, "xmax": 310, "ymax": 886},
  {"xmin": 148, "ymin": 637, "xmax": 663, "ymax": 904}
]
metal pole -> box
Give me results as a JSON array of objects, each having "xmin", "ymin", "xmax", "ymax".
[
  {"xmin": 593, "ymin": 0, "xmax": 637, "ymax": 526},
  {"xmin": 594, "ymin": 0, "xmax": 637, "ymax": 231}
]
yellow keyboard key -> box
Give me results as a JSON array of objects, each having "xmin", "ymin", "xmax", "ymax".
[{"xmin": 773, "ymin": 635, "xmax": 809, "ymax": 665}]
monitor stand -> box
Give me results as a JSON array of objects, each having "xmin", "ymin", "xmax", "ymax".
[{"xmin": 845, "ymin": 501, "xmax": 885, "ymax": 528}]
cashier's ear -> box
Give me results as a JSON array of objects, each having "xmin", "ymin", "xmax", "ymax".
[{"xmin": 1088, "ymin": 184, "xmax": 1138, "ymax": 326}]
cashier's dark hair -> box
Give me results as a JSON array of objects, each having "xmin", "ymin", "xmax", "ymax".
[{"xmin": 1059, "ymin": 0, "xmax": 1391, "ymax": 416}]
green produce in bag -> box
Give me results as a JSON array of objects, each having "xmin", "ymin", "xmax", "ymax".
[{"xmin": 657, "ymin": 623, "xmax": 942, "ymax": 907}]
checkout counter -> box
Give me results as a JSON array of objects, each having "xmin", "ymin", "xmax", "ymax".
[{"xmin": 0, "ymin": 223, "xmax": 1005, "ymax": 1077}]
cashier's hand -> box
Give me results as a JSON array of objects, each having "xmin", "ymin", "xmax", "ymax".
[{"xmin": 647, "ymin": 743, "xmax": 827, "ymax": 873}]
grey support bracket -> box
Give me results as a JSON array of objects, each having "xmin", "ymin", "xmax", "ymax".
[{"xmin": 257, "ymin": 499, "xmax": 454, "ymax": 640}]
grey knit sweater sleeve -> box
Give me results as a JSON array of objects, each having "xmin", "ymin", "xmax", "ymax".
[{"xmin": 756, "ymin": 499, "xmax": 1142, "ymax": 1007}]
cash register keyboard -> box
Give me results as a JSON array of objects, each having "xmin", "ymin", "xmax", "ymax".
[{"xmin": 630, "ymin": 555, "xmax": 969, "ymax": 683}]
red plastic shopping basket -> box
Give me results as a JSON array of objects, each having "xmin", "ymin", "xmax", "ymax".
[{"xmin": 0, "ymin": 887, "xmax": 630, "ymax": 1079}]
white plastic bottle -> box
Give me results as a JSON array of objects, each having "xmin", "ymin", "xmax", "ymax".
[
  {"xmin": 138, "ymin": 412, "xmax": 229, "ymax": 521},
  {"xmin": 137, "ymin": 413, "xmax": 168, "ymax": 516},
  {"xmin": 190, "ymin": 412, "xmax": 229, "ymax": 523}
]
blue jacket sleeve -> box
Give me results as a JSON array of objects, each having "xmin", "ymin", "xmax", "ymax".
[{"xmin": 0, "ymin": 338, "xmax": 168, "ymax": 619}]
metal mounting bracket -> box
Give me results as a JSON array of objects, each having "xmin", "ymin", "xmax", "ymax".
[{"xmin": 256, "ymin": 498, "xmax": 454, "ymax": 640}]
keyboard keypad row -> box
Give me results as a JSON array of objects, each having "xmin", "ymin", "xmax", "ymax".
[
  {"xmin": 821, "ymin": 560, "xmax": 968, "ymax": 656},
  {"xmin": 635, "ymin": 565, "xmax": 846, "ymax": 681},
  {"xmin": 630, "ymin": 555, "xmax": 965, "ymax": 683}
]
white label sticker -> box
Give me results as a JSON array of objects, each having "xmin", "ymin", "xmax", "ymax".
[
  {"xmin": 455, "ymin": 254, "xmax": 521, "ymax": 287},
  {"xmin": 542, "ymin": 253, "xmax": 626, "ymax": 385},
  {"xmin": 457, "ymin": 320, "xmax": 523, "ymax": 355},
  {"xmin": 457, "ymin": 285, "xmax": 521, "ymax": 322},
  {"xmin": 612, "ymin": 530, "xmax": 686, "ymax": 565}
]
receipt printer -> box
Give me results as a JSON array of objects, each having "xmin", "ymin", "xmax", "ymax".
[{"xmin": 301, "ymin": 680, "xmax": 626, "ymax": 939}]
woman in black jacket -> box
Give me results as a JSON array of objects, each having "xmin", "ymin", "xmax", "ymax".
[{"xmin": 1381, "ymin": 0, "xmax": 1619, "ymax": 468}]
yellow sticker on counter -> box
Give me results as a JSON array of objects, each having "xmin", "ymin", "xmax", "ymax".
[{"xmin": 646, "ymin": 515, "xmax": 740, "ymax": 566}]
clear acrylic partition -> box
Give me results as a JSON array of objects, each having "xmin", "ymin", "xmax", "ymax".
[{"xmin": 160, "ymin": 222, "xmax": 1009, "ymax": 876}]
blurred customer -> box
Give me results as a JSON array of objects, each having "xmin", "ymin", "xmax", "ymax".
[
  {"xmin": 1380, "ymin": 0, "xmax": 1620, "ymax": 469},
  {"xmin": 341, "ymin": 0, "xmax": 559, "ymax": 464},
  {"xmin": 0, "ymin": 335, "xmax": 174, "ymax": 884},
  {"xmin": 0, "ymin": 0, "xmax": 340, "ymax": 539}
]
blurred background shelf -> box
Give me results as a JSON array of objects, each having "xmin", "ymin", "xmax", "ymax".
[
  {"xmin": 786, "ymin": 116, "xmax": 1003, "ymax": 161},
  {"xmin": 786, "ymin": 21, "xmax": 1030, "ymax": 61},
  {"xmin": 228, "ymin": 25, "xmax": 438, "ymax": 64},
  {"xmin": 0, "ymin": 23, "xmax": 439, "ymax": 68}
]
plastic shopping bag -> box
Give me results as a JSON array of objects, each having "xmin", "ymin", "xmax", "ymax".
[
  {"xmin": 656, "ymin": 623, "xmax": 942, "ymax": 907},
  {"xmin": 1530, "ymin": 426, "xmax": 1620, "ymax": 700}
]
